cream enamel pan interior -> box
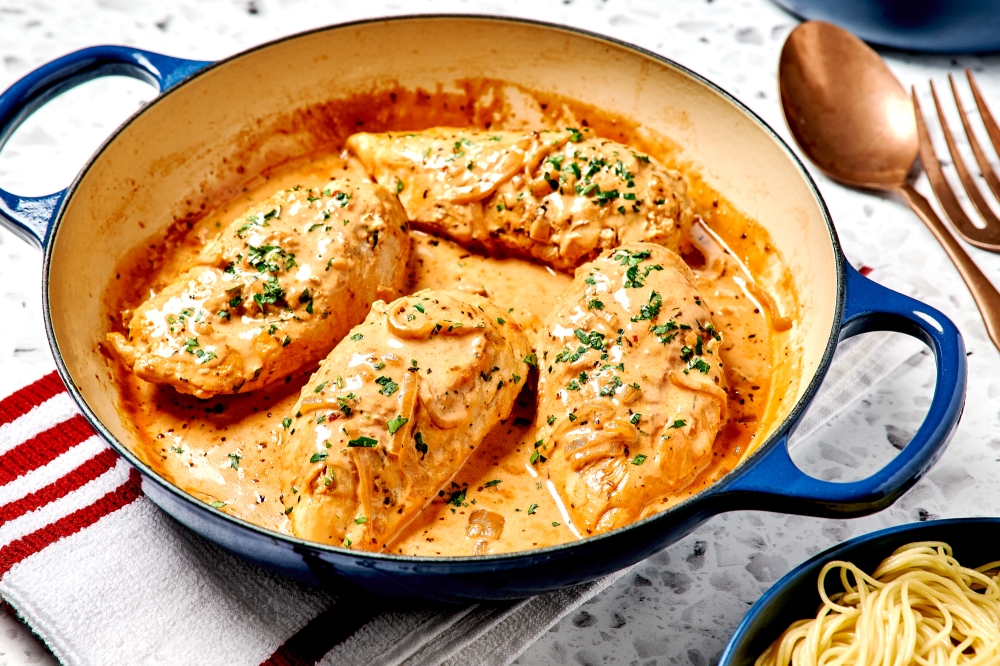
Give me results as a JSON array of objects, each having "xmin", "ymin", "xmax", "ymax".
[
  {"xmin": 12, "ymin": 16, "xmax": 963, "ymax": 600},
  {"xmin": 52, "ymin": 17, "xmax": 836, "ymax": 454}
]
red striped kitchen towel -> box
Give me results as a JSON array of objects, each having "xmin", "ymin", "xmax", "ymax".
[{"xmin": 0, "ymin": 370, "xmax": 631, "ymax": 666}]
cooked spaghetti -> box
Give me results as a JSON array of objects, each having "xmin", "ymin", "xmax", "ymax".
[{"xmin": 756, "ymin": 541, "xmax": 1000, "ymax": 666}]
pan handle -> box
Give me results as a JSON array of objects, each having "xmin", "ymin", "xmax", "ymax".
[
  {"xmin": 719, "ymin": 260, "xmax": 966, "ymax": 516},
  {"xmin": 0, "ymin": 45, "xmax": 211, "ymax": 248}
]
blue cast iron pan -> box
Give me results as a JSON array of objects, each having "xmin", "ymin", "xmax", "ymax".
[
  {"xmin": 0, "ymin": 16, "xmax": 969, "ymax": 602},
  {"xmin": 720, "ymin": 518, "xmax": 1000, "ymax": 665}
]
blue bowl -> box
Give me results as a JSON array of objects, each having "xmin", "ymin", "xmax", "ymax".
[
  {"xmin": 773, "ymin": 0, "xmax": 1000, "ymax": 53},
  {"xmin": 719, "ymin": 518, "xmax": 1000, "ymax": 666}
]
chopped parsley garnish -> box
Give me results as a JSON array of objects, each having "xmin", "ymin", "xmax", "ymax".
[
  {"xmin": 355, "ymin": 515, "xmax": 368, "ymax": 524},
  {"xmin": 387, "ymin": 415, "xmax": 409, "ymax": 435},
  {"xmin": 253, "ymin": 277, "xmax": 286, "ymax": 311},
  {"xmin": 670, "ymin": 419, "xmax": 687, "ymax": 429},
  {"xmin": 587, "ymin": 299, "xmax": 604, "ymax": 310},
  {"xmin": 484, "ymin": 479, "xmax": 502, "ymax": 487},
  {"xmin": 686, "ymin": 358, "xmax": 712, "ymax": 375},
  {"xmin": 414, "ymin": 432, "xmax": 428, "ymax": 455},
  {"xmin": 631, "ymin": 291, "xmax": 662, "ymax": 322},
  {"xmin": 523, "ymin": 352, "xmax": 538, "ymax": 368},
  {"xmin": 630, "ymin": 413, "xmax": 642, "ymax": 425},
  {"xmin": 599, "ymin": 375, "xmax": 623, "ymax": 397},
  {"xmin": 632, "ymin": 454, "xmax": 647, "ymax": 465},
  {"xmin": 314, "ymin": 380, "xmax": 328, "ymax": 393},
  {"xmin": 282, "ymin": 417, "xmax": 292, "ymax": 429},
  {"xmin": 652, "ymin": 321, "xmax": 679, "ymax": 345},
  {"xmin": 309, "ymin": 452, "xmax": 328, "ymax": 463},
  {"xmin": 547, "ymin": 415, "xmax": 556, "ymax": 425},
  {"xmin": 375, "ymin": 376, "xmax": 399, "ymax": 396},
  {"xmin": 448, "ymin": 488, "xmax": 468, "ymax": 507},
  {"xmin": 552, "ymin": 522, "xmax": 561, "ymax": 527},
  {"xmin": 497, "ymin": 317, "xmax": 506, "ymax": 325},
  {"xmin": 528, "ymin": 504, "xmax": 539, "ymax": 515},
  {"xmin": 612, "ymin": 248, "xmax": 652, "ymax": 267},
  {"xmin": 347, "ymin": 436, "xmax": 378, "ymax": 448},
  {"xmin": 567, "ymin": 127, "xmax": 584, "ymax": 143},
  {"xmin": 568, "ymin": 413, "xmax": 578, "ymax": 422},
  {"xmin": 395, "ymin": 177, "xmax": 403, "ymax": 194},
  {"xmin": 350, "ymin": 333, "xmax": 363, "ymax": 341},
  {"xmin": 227, "ymin": 453, "xmax": 241, "ymax": 469},
  {"xmin": 246, "ymin": 243, "xmax": 289, "ymax": 274},
  {"xmin": 335, "ymin": 395, "xmax": 353, "ymax": 417},
  {"xmin": 210, "ymin": 500, "xmax": 226, "ymax": 509},
  {"xmin": 414, "ymin": 303, "xmax": 425, "ymax": 313}
]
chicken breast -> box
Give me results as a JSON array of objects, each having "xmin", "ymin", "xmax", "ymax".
[
  {"xmin": 347, "ymin": 127, "xmax": 694, "ymax": 272},
  {"xmin": 107, "ymin": 180, "xmax": 410, "ymax": 399},
  {"xmin": 279, "ymin": 290, "xmax": 531, "ymax": 550},
  {"xmin": 532, "ymin": 243, "xmax": 727, "ymax": 535}
]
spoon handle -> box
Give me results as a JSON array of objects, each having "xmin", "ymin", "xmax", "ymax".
[{"xmin": 896, "ymin": 182, "xmax": 1000, "ymax": 351}]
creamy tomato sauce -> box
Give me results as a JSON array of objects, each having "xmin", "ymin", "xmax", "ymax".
[{"xmin": 107, "ymin": 91, "xmax": 794, "ymax": 556}]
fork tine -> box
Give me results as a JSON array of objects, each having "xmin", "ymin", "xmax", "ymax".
[
  {"xmin": 967, "ymin": 69, "xmax": 1000, "ymax": 165},
  {"xmin": 951, "ymin": 73, "xmax": 1000, "ymax": 204},
  {"xmin": 929, "ymin": 79, "xmax": 1000, "ymax": 248},
  {"xmin": 914, "ymin": 88, "xmax": 1000, "ymax": 249}
]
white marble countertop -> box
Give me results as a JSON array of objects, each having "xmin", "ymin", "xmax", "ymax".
[{"xmin": 3, "ymin": 0, "xmax": 1000, "ymax": 664}]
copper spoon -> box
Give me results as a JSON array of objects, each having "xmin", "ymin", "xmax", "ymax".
[{"xmin": 778, "ymin": 20, "xmax": 1000, "ymax": 351}]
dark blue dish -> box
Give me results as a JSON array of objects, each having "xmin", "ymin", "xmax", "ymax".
[
  {"xmin": 719, "ymin": 518, "xmax": 1000, "ymax": 666},
  {"xmin": 773, "ymin": 0, "xmax": 1000, "ymax": 53},
  {"xmin": 0, "ymin": 16, "xmax": 969, "ymax": 601}
]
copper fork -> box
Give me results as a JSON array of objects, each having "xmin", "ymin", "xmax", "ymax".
[{"xmin": 914, "ymin": 69, "xmax": 1000, "ymax": 251}]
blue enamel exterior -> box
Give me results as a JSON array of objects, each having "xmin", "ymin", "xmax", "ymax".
[
  {"xmin": 0, "ymin": 21, "xmax": 969, "ymax": 601},
  {"xmin": 772, "ymin": 0, "xmax": 1000, "ymax": 53},
  {"xmin": 719, "ymin": 518, "xmax": 1000, "ymax": 665},
  {"xmin": 0, "ymin": 45, "xmax": 210, "ymax": 248}
]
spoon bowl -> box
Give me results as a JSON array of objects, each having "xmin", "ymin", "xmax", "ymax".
[
  {"xmin": 780, "ymin": 21, "xmax": 917, "ymax": 189},
  {"xmin": 779, "ymin": 20, "xmax": 1000, "ymax": 352}
]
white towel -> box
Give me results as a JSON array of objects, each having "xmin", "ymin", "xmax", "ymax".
[{"xmin": 0, "ymin": 266, "xmax": 925, "ymax": 666}]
